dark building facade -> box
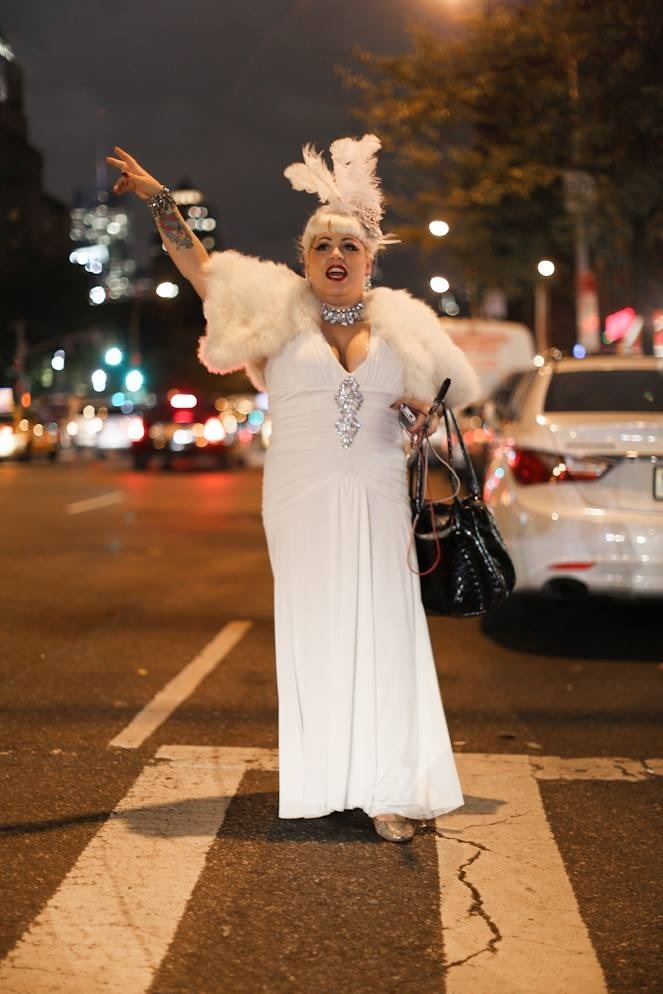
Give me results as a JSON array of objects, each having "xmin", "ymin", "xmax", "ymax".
[{"xmin": 0, "ymin": 29, "xmax": 70, "ymax": 279}]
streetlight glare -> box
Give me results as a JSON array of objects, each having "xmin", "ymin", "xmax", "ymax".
[
  {"xmin": 430, "ymin": 276, "xmax": 450, "ymax": 293},
  {"xmin": 89, "ymin": 286, "xmax": 106, "ymax": 305},
  {"xmin": 125, "ymin": 369, "xmax": 145, "ymax": 392},
  {"xmin": 537, "ymin": 259, "xmax": 555, "ymax": 277},
  {"xmin": 91, "ymin": 368, "xmax": 107, "ymax": 392},
  {"xmin": 429, "ymin": 220, "xmax": 450, "ymax": 237},
  {"xmin": 105, "ymin": 347, "xmax": 123, "ymax": 366},
  {"xmin": 156, "ymin": 281, "xmax": 179, "ymax": 299},
  {"xmin": 51, "ymin": 350, "xmax": 65, "ymax": 371}
]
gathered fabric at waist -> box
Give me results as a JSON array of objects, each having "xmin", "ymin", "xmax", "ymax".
[
  {"xmin": 262, "ymin": 388, "xmax": 410, "ymax": 524},
  {"xmin": 267, "ymin": 386, "xmax": 404, "ymax": 454}
]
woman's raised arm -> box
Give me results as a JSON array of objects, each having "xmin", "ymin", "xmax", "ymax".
[{"xmin": 105, "ymin": 145, "xmax": 209, "ymax": 299}]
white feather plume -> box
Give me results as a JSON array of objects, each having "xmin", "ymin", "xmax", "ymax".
[
  {"xmin": 283, "ymin": 143, "xmax": 343, "ymax": 210},
  {"xmin": 329, "ymin": 134, "xmax": 383, "ymax": 226},
  {"xmin": 284, "ymin": 134, "xmax": 394, "ymax": 245}
]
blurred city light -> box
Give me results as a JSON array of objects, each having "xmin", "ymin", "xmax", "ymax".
[
  {"xmin": 91, "ymin": 369, "xmax": 107, "ymax": 392},
  {"xmin": 51, "ymin": 350, "xmax": 65, "ymax": 371},
  {"xmin": 430, "ymin": 276, "xmax": 450, "ymax": 293},
  {"xmin": 170, "ymin": 393, "xmax": 197, "ymax": 409},
  {"xmin": 441, "ymin": 294, "xmax": 460, "ymax": 316},
  {"xmin": 605, "ymin": 307, "xmax": 638, "ymax": 344},
  {"xmin": 105, "ymin": 347, "xmax": 123, "ymax": 366},
  {"xmin": 203, "ymin": 417, "xmax": 225, "ymax": 442},
  {"xmin": 89, "ymin": 286, "xmax": 106, "ymax": 305},
  {"xmin": 125, "ymin": 369, "xmax": 144, "ymax": 392},
  {"xmin": 572, "ymin": 344, "xmax": 586, "ymax": 358},
  {"xmin": 156, "ymin": 281, "xmax": 179, "ymax": 299},
  {"xmin": 127, "ymin": 416, "xmax": 145, "ymax": 442},
  {"xmin": 111, "ymin": 391, "xmax": 125, "ymax": 406},
  {"xmin": 537, "ymin": 259, "xmax": 555, "ymax": 277},
  {"xmin": 533, "ymin": 355, "xmax": 545, "ymax": 367},
  {"xmin": 429, "ymin": 220, "xmax": 450, "ymax": 237}
]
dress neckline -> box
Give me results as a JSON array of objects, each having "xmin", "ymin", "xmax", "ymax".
[{"xmin": 317, "ymin": 326, "xmax": 374, "ymax": 376}]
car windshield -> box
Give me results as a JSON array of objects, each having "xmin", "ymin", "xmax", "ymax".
[{"xmin": 544, "ymin": 369, "xmax": 663, "ymax": 413}]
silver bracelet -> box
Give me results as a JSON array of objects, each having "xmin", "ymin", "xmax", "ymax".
[{"xmin": 146, "ymin": 185, "xmax": 176, "ymax": 218}]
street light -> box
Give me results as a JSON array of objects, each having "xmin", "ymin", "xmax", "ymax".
[
  {"xmin": 535, "ymin": 260, "xmax": 555, "ymax": 352},
  {"xmin": 91, "ymin": 368, "xmax": 107, "ymax": 392},
  {"xmin": 51, "ymin": 350, "xmax": 65, "ymax": 371},
  {"xmin": 89, "ymin": 286, "xmax": 106, "ymax": 305},
  {"xmin": 125, "ymin": 369, "xmax": 144, "ymax": 392},
  {"xmin": 156, "ymin": 281, "xmax": 179, "ymax": 299},
  {"xmin": 104, "ymin": 346, "xmax": 123, "ymax": 366},
  {"xmin": 430, "ymin": 276, "xmax": 450, "ymax": 293},
  {"xmin": 429, "ymin": 220, "xmax": 450, "ymax": 237}
]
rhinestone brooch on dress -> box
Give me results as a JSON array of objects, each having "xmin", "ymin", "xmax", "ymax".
[{"xmin": 335, "ymin": 375, "xmax": 363, "ymax": 448}]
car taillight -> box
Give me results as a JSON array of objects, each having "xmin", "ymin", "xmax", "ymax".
[
  {"xmin": 203, "ymin": 417, "xmax": 225, "ymax": 442},
  {"xmin": 128, "ymin": 416, "xmax": 145, "ymax": 442},
  {"xmin": 506, "ymin": 448, "xmax": 614, "ymax": 485}
]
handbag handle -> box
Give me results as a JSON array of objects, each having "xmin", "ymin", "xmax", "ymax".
[
  {"xmin": 410, "ymin": 378, "xmax": 451, "ymax": 514},
  {"xmin": 440, "ymin": 405, "xmax": 482, "ymax": 500},
  {"xmin": 410, "ymin": 378, "xmax": 478, "ymax": 511}
]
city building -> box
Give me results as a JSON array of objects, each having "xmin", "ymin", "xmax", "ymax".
[
  {"xmin": 69, "ymin": 184, "xmax": 136, "ymax": 303},
  {"xmin": 0, "ymin": 28, "xmax": 70, "ymax": 277}
]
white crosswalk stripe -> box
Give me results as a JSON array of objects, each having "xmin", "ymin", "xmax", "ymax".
[{"xmin": 0, "ymin": 748, "xmax": 658, "ymax": 994}]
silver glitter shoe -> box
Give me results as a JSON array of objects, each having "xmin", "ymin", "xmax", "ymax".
[{"xmin": 372, "ymin": 815, "xmax": 416, "ymax": 843}]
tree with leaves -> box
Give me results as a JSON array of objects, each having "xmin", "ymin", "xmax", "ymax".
[{"xmin": 342, "ymin": 0, "xmax": 663, "ymax": 337}]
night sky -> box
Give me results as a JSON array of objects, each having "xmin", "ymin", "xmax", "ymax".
[{"xmin": 3, "ymin": 0, "xmax": 454, "ymax": 269}]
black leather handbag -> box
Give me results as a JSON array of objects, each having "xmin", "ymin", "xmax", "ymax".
[{"xmin": 408, "ymin": 379, "xmax": 516, "ymax": 617}]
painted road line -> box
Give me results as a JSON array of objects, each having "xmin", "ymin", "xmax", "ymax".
[
  {"xmin": 108, "ymin": 620, "xmax": 253, "ymax": 750},
  {"xmin": 1, "ymin": 751, "xmax": 658, "ymax": 993},
  {"xmin": 529, "ymin": 754, "xmax": 656, "ymax": 781},
  {"xmin": 66, "ymin": 490, "xmax": 125, "ymax": 514},
  {"xmin": 156, "ymin": 743, "xmax": 279, "ymax": 770},
  {"xmin": 0, "ymin": 749, "xmax": 244, "ymax": 994},
  {"xmin": 437, "ymin": 753, "xmax": 609, "ymax": 994}
]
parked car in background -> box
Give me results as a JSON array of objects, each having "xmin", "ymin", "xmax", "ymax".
[
  {"xmin": 425, "ymin": 321, "xmax": 535, "ymax": 482},
  {"xmin": 424, "ymin": 368, "xmax": 530, "ymax": 485},
  {"xmin": 129, "ymin": 390, "xmax": 267, "ymax": 470},
  {"xmin": 0, "ymin": 388, "xmax": 60, "ymax": 462},
  {"xmin": 440, "ymin": 318, "xmax": 535, "ymax": 401},
  {"xmin": 483, "ymin": 355, "xmax": 663, "ymax": 597},
  {"xmin": 65, "ymin": 402, "xmax": 136, "ymax": 453}
]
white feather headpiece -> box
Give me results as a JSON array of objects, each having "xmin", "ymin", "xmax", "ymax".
[{"xmin": 284, "ymin": 134, "xmax": 397, "ymax": 248}]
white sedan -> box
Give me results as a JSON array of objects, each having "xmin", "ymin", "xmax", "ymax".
[{"xmin": 483, "ymin": 355, "xmax": 663, "ymax": 597}]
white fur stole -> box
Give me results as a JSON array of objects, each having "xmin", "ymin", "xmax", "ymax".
[{"xmin": 198, "ymin": 250, "xmax": 480, "ymax": 408}]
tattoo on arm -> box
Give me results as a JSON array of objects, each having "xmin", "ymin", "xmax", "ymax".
[{"xmin": 157, "ymin": 211, "xmax": 194, "ymax": 250}]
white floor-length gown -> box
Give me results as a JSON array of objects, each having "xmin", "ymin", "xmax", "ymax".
[{"xmin": 262, "ymin": 322, "xmax": 464, "ymax": 820}]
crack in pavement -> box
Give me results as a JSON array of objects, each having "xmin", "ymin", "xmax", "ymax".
[
  {"xmin": 436, "ymin": 833, "xmax": 503, "ymax": 970},
  {"xmin": 443, "ymin": 813, "xmax": 527, "ymax": 833}
]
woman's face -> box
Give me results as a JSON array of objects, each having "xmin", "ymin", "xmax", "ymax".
[{"xmin": 306, "ymin": 230, "xmax": 372, "ymax": 307}]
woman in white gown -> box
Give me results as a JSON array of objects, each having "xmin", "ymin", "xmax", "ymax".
[{"xmin": 106, "ymin": 136, "xmax": 479, "ymax": 842}]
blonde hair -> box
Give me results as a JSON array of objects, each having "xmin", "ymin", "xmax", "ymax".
[{"xmin": 298, "ymin": 207, "xmax": 379, "ymax": 263}]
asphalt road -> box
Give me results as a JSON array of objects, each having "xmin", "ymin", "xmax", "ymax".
[{"xmin": 1, "ymin": 454, "xmax": 661, "ymax": 994}]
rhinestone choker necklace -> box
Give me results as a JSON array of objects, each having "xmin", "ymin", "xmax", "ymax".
[{"xmin": 320, "ymin": 300, "xmax": 365, "ymax": 326}]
